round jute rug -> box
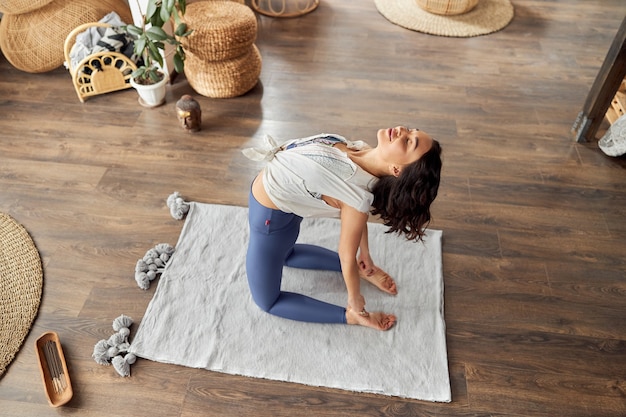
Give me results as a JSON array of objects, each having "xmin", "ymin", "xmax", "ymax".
[{"xmin": 0, "ymin": 212, "xmax": 43, "ymax": 378}]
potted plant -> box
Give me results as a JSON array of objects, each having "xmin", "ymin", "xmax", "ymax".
[{"xmin": 125, "ymin": 0, "xmax": 192, "ymax": 107}]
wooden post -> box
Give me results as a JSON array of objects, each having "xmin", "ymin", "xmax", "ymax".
[{"xmin": 572, "ymin": 15, "xmax": 626, "ymax": 142}]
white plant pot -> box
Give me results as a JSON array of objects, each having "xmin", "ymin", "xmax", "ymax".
[{"xmin": 130, "ymin": 72, "xmax": 169, "ymax": 108}]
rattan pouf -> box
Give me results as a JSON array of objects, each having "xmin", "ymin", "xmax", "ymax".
[
  {"xmin": 180, "ymin": 1, "xmax": 257, "ymax": 62},
  {"xmin": 0, "ymin": 0, "xmax": 54, "ymax": 15},
  {"xmin": 0, "ymin": 0, "xmax": 132, "ymax": 73},
  {"xmin": 185, "ymin": 45, "xmax": 262, "ymax": 98},
  {"xmin": 416, "ymin": 0, "xmax": 479, "ymax": 15},
  {"xmin": 181, "ymin": 1, "xmax": 261, "ymax": 98}
]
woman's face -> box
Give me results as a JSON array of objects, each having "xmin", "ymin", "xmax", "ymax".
[{"xmin": 377, "ymin": 126, "xmax": 434, "ymax": 168}]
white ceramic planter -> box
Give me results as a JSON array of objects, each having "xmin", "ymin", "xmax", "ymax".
[{"xmin": 130, "ymin": 72, "xmax": 168, "ymax": 108}]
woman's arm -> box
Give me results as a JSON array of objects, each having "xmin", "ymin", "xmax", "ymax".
[
  {"xmin": 357, "ymin": 222, "xmax": 376, "ymax": 276},
  {"xmin": 360, "ymin": 222, "xmax": 370, "ymax": 258},
  {"xmin": 332, "ymin": 199, "xmax": 398, "ymax": 330},
  {"xmin": 337, "ymin": 203, "xmax": 369, "ymax": 313}
]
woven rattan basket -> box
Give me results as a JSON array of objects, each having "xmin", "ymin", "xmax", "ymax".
[
  {"xmin": 185, "ymin": 45, "xmax": 261, "ymax": 98},
  {"xmin": 416, "ymin": 0, "xmax": 479, "ymax": 15},
  {"xmin": 64, "ymin": 22, "xmax": 137, "ymax": 102},
  {"xmin": 0, "ymin": 0, "xmax": 132, "ymax": 73},
  {"xmin": 180, "ymin": 1, "xmax": 257, "ymax": 62},
  {"xmin": 0, "ymin": 0, "xmax": 54, "ymax": 15}
]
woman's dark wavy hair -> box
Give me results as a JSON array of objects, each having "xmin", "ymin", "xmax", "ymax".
[{"xmin": 370, "ymin": 139, "xmax": 442, "ymax": 242}]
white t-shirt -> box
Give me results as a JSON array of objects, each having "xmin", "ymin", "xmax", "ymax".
[{"xmin": 243, "ymin": 133, "xmax": 378, "ymax": 217}]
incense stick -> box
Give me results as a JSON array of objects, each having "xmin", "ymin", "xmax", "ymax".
[{"xmin": 44, "ymin": 341, "xmax": 66, "ymax": 393}]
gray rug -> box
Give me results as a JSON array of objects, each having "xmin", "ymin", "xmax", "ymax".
[{"xmin": 130, "ymin": 203, "xmax": 450, "ymax": 402}]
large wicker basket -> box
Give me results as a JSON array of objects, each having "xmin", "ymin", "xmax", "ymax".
[
  {"xmin": 416, "ymin": 0, "xmax": 479, "ymax": 15},
  {"xmin": 0, "ymin": 0, "xmax": 132, "ymax": 73},
  {"xmin": 0, "ymin": 0, "xmax": 54, "ymax": 15}
]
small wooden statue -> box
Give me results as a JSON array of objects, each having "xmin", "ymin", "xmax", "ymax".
[{"xmin": 176, "ymin": 95, "xmax": 201, "ymax": 132}]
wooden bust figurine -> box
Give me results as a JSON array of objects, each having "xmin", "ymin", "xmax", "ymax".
[{"xmin": 176, "ymin": 95, "xmax": 201, "ymax": 132}]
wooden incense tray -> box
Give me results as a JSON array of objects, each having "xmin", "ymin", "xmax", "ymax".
[{"xmin": 35, "ymin": 331, "xmax": 73, "ymax": 407}]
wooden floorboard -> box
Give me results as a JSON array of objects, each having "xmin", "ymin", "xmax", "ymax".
[{"xmin": 1, "ymin": 0, "xmax": 625, "ymax": 416}]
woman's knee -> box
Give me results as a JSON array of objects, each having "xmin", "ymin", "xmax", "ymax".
[
  {"xmin": 249, "ymin": 290, "xmax": 277, "ymax": 313},
  {"xmin": 246, "ymin": 265, "xmax": 280, "ymax": 312}
]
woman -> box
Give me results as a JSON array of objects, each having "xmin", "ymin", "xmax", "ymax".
[{"xmin": 243, "ymin": 126, "xmax": 442, "ymax": 331}]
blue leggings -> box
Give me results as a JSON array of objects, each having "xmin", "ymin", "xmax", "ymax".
[{"xmin": 246, "ymin": 190, "xmax": 347, "ymax": 324}]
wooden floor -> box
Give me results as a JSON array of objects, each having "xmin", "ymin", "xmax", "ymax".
[{"xmin": 1, "ymin": 1, "xmax": 626, "ymax": 416}]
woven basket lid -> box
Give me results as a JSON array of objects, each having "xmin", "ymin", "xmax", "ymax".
[
  {"xmin": 185, "ymin": 44, "xmax": 261, "ymax": 98},
  {"xmin": 0, "ymin": 0, "xmax": 54, "ymax": 15},
  {"xmin": 0, "ymin": 0, "xmax": 132, "ymax": 73},
  {"xmin": 180, "ymin": 1, "xmax": 257, "ymax": 62}
]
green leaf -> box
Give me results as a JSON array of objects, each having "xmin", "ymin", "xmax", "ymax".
[
  {"xmin": 131, "ymin": 67, "xmax": 146, "ymax": 79},
  {"xmin": 173, "ymin": 54, "xmax": 183, "ymax": 73},
  {"xmin": 147, "ymin": 42, "xmax": 164, "ymax": 67},
  {"xmin": 134, "ymin": 38, "xmax": 147, "ymax": 56},
  {"xmin": 160, "ymin": 1, "xmax": 171, "ymax": 23},
  {"xmin": 174, "ymin": 23, "xmax": 187, "ymax": 37},
  {"xmin": 145, "ymin": 0, "xmax": 158, "ymax": 20},
  {"xmin": 125, "ymin": 24, "xmax": 142, "ymax": 37},
  {"xmin": 135, "ymin": 36, "xmax": 147, "ymax": 48},
  {"xmin": 148, "ymin": 70, "xmax": 161, "ymax": 83},
  {"xmin": 149, "ymin": 13, "xmax": 165, "ymax": 27},
  {"xmin": 146, "ymin": 26, "xmax": 169, "ymax": 41}
]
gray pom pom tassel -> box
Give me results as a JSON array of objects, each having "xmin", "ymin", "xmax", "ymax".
[
  {"xmin": 93, "ymin": 314, "xmax": 138, "ymax": 377},
  {"xmin": 92, "ymin": 339, "xmax": 111, "ymax": 365},
  {"xmin": 113, "ymin": 314, "xmax": 133, "ymax": 332},
  {"xmin": 107, "ymin": 332, "xmax": 125, "ymax": 347},
  {"xmin": 134, "ymin": 243, "xmax": 175, "ymax": 290},
  {"xmin": 125, "ymin": 353, "xmax": 137, "ymax": 365},
  {"xmin": 112, "ymin": 355, "xmax": 131, "ymax": 377},
  {"xmin": 155, "ymin": 243, "xmax": 175, "ymax": 256},
  {"xmin": 167, "ymin": 191, "xmax": 189, "ymax": 220},
  {"xmin": 112, "ymin": 353, "xmax": 137, "ymax": 377},
  {"xmin": 135, "ymin": 271, "xmax": 150, "ymax": 290}
]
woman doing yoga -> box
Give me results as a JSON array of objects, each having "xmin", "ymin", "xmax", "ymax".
[{"xmin": 243, "ymin": 126, "xmax": 442, "ymax": 331}]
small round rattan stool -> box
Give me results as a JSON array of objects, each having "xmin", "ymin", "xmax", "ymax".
[
  {"xmin": 185, "ymin": 45, "xmax": 262, "ymax": 98},
  {"xmin": 416, "ymin": 0, "xmax": 479, "ymax": 15},
  {"xmin": 180, "ymin": 1, "xmax": 257, "ymax": 62}
]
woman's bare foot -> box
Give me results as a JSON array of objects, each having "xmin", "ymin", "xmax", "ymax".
[
  {"xmin": 346, "ymin": 308, "xmax": 396, "ymax": 331},
  {"xmin": 359, "ymin": 266, "xmax": 397, "ymax": 295}
]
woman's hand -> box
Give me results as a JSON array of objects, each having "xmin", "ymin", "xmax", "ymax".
[
  {"xmin": 348, "ymin": 294, "xmax": 368, "ymax": 316},
  {"xmin": 358, "ymin": 251, "xmax": 398, "ymax": 296},
  {"xmin": 357, "ymin": 252, "xmax": 376, "ymax": 276}
]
